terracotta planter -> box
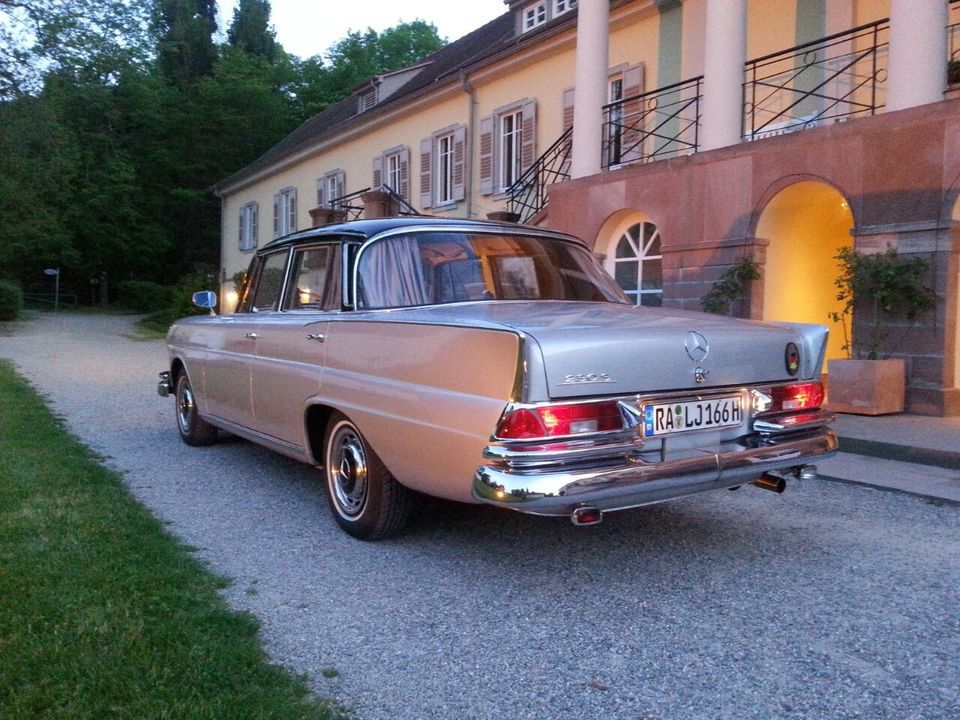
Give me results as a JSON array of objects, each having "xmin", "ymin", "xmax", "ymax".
[{"xmin": 826, "ymin": 358, "xmax": 906, "ymax": 415}]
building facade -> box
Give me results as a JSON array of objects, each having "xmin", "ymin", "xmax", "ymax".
[{"xmin": 215, "ymin": 0, "xmax": 960, "ymax": 416}]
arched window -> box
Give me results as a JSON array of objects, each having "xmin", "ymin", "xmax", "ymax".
[{"xmin": 605, "ymin": 221, "xmax": 663, "ymax": 307}]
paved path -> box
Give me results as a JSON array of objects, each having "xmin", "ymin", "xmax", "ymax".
[{"xmin": 2, "ymin": 313, "xmax": 959, "ymax": 720}]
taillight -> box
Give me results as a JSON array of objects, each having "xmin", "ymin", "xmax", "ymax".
[
  {"xmin": 769, "ymin": 381, "xmax": 824, "ymax": 412},
  {"xmin": 495, "ymin": 401, "xmax": 624, "ymax": 440}
]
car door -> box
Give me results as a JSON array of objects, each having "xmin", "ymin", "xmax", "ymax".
[
  {"xmin": 204, "ymin": 248, "xmax": 289, "ymax": 430},
  {"xmin": 250, "ymin": 242, "xmax": 341, "ymax": 449}
]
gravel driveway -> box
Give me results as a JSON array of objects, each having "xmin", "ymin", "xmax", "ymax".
[{"xmin": 2, "ymin": 313, "xmax": 958, "ymax": 720}]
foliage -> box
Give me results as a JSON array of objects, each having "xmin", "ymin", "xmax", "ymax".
[
  {"xmin": 828, "ymin": 246, "xmax": 936, "ymax": 359},
  {"xmin": 700, "ymin": 257, "xmax": 760, "ymax": 316},
  {"xmin": 153, "ymin": 0, "xmax": 219, "ymax": 86},
  {"xmin": 0, "ymin": 1, "xmax": 444, "ymax": 302},
  {"xmin": 949, "ymin": 60, "xmax": 960, "ymax": 85},
  {"xmin": 228, "ymin": 0, "xmax": 277, "ymax": 59},
  {"xmin": 0, "ymin": 0, "xmax": 152, "ymax": 100},
  {"xmin": 0, "ymin": 361, "xmax": 349, "ymax": 719},
  {"xmin": 117, "ymin": 279, "xmax": 175, "ymax": 311},
  {"xmin": 0, "ymin": 279, "xmax": 24, "ymax": 320},
  {"xmin": 291, "ymin": 20, "xmax": 445, "ymax": 118}
]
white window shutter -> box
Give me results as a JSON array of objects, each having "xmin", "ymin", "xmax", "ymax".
[
  {"xmin": 452, "ymin": 125, "xmax": 467, "ymax": 201},
  {"xmin": 373, "ymin": 155, "xmax": 383, "ymax": 189},
  {"xmin": 479, "ymin": 115, "xmax": 494, "ymax": 195},
  {"xmin": 419, "ymin": 137, "xmax": 433, "ymax": 209},
  {"xmin": 399, "ymin": 146, "xmax": 410, "ymax": 200},
  {"xmin": 251, "ymin": 203, "xmax": 258, "ymax": 246},
  {"xmin": 335, "ymin": 171, "xmax": 345, "ymax": 200},
  {"xmin": 562, "ymin": 88, "xmax": 575, "ymax": 132},
  {"xmin": 289, "ymin": 189, "xmax": 297, "ymax": 232},
  {"xmin": 238, "ymin": 207, "xmax": 245, "ymax": 248},
  {"xmin": 521, "ymin": 99, "xmax": 537, "ymax": 173},
  {"xmin": 273, "ymin": 194, "xmax": 280, "ymax": 238},
  {"xmin": 317, "ymin": 178, "xmax": 326, "ymax": 207},
  {"xmin": 621, "ymin": 64, "xmax": 646, "ymax": 163}
]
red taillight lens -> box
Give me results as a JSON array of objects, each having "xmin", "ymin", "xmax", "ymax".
[
  {"xmin": 495, "ymin": 401, "xmax": 624, "ymax": 440},
  {"xmin": 770, "ymin": 381, "xmax": 824, "ymax": 412}
]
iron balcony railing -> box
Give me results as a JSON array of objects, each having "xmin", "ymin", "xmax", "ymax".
[
  {"xmin": 601, "ymin": 76, "xmax": 703, "ymax": 169},
  {"xmin": 328, "ymin": 187, "xmax": 370, "ymax": 221},
  {"xmin": 506, "ymin": 126, "xmax": 572, "ymax": 224},
  {"xmin": 380, "ymin": 184, "xmax": 423, "ymax": 216},
  {"xmin": 743, "ymin": 18, "xmax": 889, "ymax": 141}
]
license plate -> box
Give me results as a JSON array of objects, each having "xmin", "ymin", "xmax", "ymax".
[{"xmin": 643, "ymin": 395, "xmax": 744, "ymax": 437}]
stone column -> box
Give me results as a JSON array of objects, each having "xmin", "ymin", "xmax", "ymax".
[
  {"xmin": 570, "ymin": 0, "xmax": 609, "ymax": 179},
  {"xmin": 886, "ymin": 0, "xmax": 948, "ymax": 111},
  {"xmin": 700, "ymin": 0, "xmax": 747, "ymax": 151},
  {"xmin": 361, "ymin": 190, "xmax": 396, "ymax": 219}
]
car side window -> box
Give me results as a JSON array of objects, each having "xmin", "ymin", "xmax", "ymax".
[
  {"xmin": 250, "ymin": 251, "xmax": 288, "ymax": 312},
  {"xmin": 283, "ymin": 244, "xmax": 341, "ymax": 311}
]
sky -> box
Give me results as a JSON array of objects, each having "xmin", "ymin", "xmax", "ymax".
[{"xmin": 217, "ymin": 1, "xmax": 509, "ymax": 60}]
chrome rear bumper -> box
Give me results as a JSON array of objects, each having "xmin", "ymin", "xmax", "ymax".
[{"xmin": 473, "ymin": 428, "xmax": 838, "ymax": 516}]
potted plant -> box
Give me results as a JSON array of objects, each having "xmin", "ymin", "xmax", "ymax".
[{"xmin": 826, "ymin": 246, "xmax": 936, "ymax": 415}]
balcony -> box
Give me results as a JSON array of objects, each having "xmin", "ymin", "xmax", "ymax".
[{"xmin": 601, "ymin": 76, "xmax": 703, "ymax": 169}]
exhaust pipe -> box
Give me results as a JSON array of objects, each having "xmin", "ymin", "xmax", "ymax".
[
  {"xmin": 754, "ymin": 473, "xmax": 786, "ymax": 493},
  {"xmin": 571, "ymin": 506, "xmax": 603, "ymax": 526}
]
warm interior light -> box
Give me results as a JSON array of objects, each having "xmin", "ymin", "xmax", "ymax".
[
  {"xmin": 496, "ymin": 401, "xmax": 623, "ymax": 440},
  {"xmin": 225, "ymin": 289, "xmax": 239, "ymax": 312}
]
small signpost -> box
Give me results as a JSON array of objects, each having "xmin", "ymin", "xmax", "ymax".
[{"xmin": 43, "ymin": 268, "xmax": 60, "ymax": 310}]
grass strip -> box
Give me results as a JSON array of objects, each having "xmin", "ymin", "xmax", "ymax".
[{"xmin": 0, "ymin": 361, "xmax": 349, "ymax": 720}]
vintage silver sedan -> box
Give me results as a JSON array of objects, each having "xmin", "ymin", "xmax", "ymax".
[{"xmin": 159, "ymin": 218, "xmax": 837, "ymax": 539}]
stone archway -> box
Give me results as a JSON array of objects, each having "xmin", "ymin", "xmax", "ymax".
[{"xmin": 754, "ymin": 180, "xmax": 855, "ymax": 363}]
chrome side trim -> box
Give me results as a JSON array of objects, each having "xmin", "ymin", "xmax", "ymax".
[
  {"xmin": 203, "ymin": 415, "xmax": 307, "ymax": 461},
  {"xmin": 473, "ymin": 428, "xmax": 838, "ymax": 516}
]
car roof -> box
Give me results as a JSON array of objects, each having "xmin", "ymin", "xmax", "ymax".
[{"xmin": 260, "ymin": 217, "xmax": 584, "ymax": 252}]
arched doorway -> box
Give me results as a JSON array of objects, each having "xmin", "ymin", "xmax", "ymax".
[
  {"xmin": 595, "ymin": 212, "xmax": 664, "ymax": 307},
  {"xmin": 755, "ymin": 181, "xmax": 854, "ymax": 363}
]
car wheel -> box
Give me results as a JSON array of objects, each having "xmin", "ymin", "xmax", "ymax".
[
  {"xmin": 175, "ymin": 371, "xmax": 218, "ymax": 447},
  {"xmin": 323, "ymin": 413, "xmax": 412, "ymax": 540}
]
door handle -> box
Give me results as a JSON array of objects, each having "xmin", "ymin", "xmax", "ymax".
[
  {"xmin": 245, "ymin": 332, "xmax": 259, "ymax": 339},
  {"xmin": 306, "ymin": 333, "xmax": 325, "ymax": 343}
]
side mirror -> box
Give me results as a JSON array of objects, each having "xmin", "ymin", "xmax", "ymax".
[{"xmin": 192, "ymin": 290, "xmax": 218, "ymax": 315}]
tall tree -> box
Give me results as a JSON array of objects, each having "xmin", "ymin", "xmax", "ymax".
[
  {"xmin": 227, "ymin": 0, "xmax": 276, "ymax": 60},
  {"xmin": 0, "ymin": 0, "xmax": 151, "ymax": 100},
  {"xmin": 153, "ymin": 0, "xmax": 218, "ymax": 86}
]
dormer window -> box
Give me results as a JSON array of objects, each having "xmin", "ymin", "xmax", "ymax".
[
  {"xmin": 553, "ymin": 0, "xmax": 577, "ymax": 16},
  {"xmin": 359, "ymin": 89, "xmax": 377, "ymax": 112},
  {"xmin": 523, "ymin": 2, "xmax": 547, "ymax": 32}
]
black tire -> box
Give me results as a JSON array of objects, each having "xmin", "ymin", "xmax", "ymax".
[
  {"xmin": 174, "ymin": 371, "xmax": 218, "ymax": 447},
  {"xmin": 323, "ymin": 412, "xmax": 413, "ymax": 540}
]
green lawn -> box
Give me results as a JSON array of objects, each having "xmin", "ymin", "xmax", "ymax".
[{"xmin": 0, "ymin": 361, "xmax": 349, "ymax": 719}]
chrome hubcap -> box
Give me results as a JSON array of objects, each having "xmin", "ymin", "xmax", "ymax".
[
  {"xmin": 177, "ymin": 381, "xmax": 195, "ymax": 433},
  {"xmin": 328, "ymin": 424, "xmax": 369, "ymax": 518}
]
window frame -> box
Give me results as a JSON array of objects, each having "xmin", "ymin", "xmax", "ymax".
[
  {"xmin": 499, "ymin": 110, "xmax": 523, "ymax": 191},
  {"xmin": 436, "ymin": 132, "xmax": 455, "ymax": 205},
  {"xmin": 239, "ymin": 201, "xmax": 258, "ymax": 252},
  {"xmin": 523, "ymin": 1, "xmax": 547, "ymax": 32},
  {"xmin": 385, "ymin": 152, "xmax": 402, "ymax": 194},
  {"xmin": 604, "ymin": 220, "xmax": 664, "ymax": 307},
  {"xmin": 274, "ymin": 187, "xmax": 297, "ymax": 239},
  {"xmin": 553, "ymin": 0, "xmax": 577, "ymax": 17}
]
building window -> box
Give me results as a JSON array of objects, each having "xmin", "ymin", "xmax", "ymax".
[
  {"xmin": 238, "ymin": 202, "xmax": 258, "ymax": 252},
  {"xmin": 317, "ymin": 170, "xmax": 345, "ymax": 209},
  {"xmin": 553, "ymin": 0, "xmax": 577, "ymax": 16},
  {"xmin": 273, "ymin": 187, "xmax": 297, "ymax": 239},
  {"xmin": 606, "ymin": 75, "xmax": 624, "ymax": 167},
  {"xmin": 386, "ymin": 152, "xmax": 402, "ymax": 193},
  {"xmin": 500, "ymin": 110, "xmax": 523, "ymax": 190},
  {"xmin": 606, "ymin": 220, "xmax": 663, "ymax": 307},
  {"xmin": 523, "ymin": 2, "xmax": 546, "ymax": 32},
  {"xmin": 436, "ymin": 133, "xmax": 454, "ymax": 204}
]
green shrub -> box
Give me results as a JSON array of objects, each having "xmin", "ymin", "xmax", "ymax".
[
  {"xmin": 700, "ymin": 257, "xmax": 760, "ymax": 316},
  {"xmin": 0, "ymin": 280, "xmax": 23, "ymax": 321},
  {"xmin": 117, "ymin": 280, "xmax": 175, "ymax": 312}
]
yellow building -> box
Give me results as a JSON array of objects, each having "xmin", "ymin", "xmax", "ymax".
[{"xmin": 215, "ymin": 0, "xmax": 960, "ymax": 415}]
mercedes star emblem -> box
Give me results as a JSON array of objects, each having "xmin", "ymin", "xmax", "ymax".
[{"xmin": 684, "ymin": 330, "xmax": 709, "ymax": 363}]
